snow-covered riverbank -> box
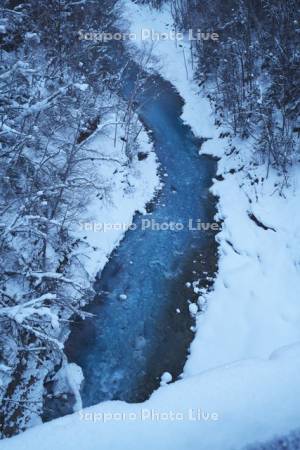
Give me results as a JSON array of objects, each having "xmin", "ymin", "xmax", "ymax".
[
  {"xmin": 48, "ymin": 109, "xmax": 160, "ymax": 410},
  {"xmin": 122, "ymin": 0, "xmax": 300, "ymax": 376},
  {"xmin": 2, "ymin": 344, "xmax": 300, "ymax": 450},
  {"xmin": 0, "ymin": 90, "xmax": 159, "ymax": 431},
  {"xmin": 73, "ymin": 113, "xmax": 159, "ymax": 280}
]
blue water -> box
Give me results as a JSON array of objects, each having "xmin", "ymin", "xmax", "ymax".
[{"xmin": 65, "ymin": 64, "xmax": 217, "ymax": 406}]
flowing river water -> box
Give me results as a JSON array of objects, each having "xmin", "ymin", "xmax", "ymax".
[{"xmin": 64, "ymin": 59, "xmax": 217, "ymax": 408}]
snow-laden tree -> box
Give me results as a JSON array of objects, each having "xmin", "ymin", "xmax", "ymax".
[
  {"xmin": 159, "ymin": 0, "xmax": 300, "ymax": 174},
  {"xmin": 0, "ymin": 0, "xmax": 140, "ymax": 437}
]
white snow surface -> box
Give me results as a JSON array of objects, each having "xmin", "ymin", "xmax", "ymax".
[
  {"xmin": 2, "ymin": 344, "xmax": 300, "ymax": 450},
  {"xmin": 73, "ymin": 116, "xmax": 159, "ymax": 278},
  {"xmin": 54, "ymin": 363, "xmax": 84, "ymax": 412},
  {"xmin": 4, "ymin": 2, "xmax": 300, "ymax": 449}
]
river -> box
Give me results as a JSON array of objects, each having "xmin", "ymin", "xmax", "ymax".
[{"xmin": 64, "ymin": 58, "xmax": 217, "ymax": 407}]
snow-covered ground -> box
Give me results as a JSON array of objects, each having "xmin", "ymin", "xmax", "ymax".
[
  {"xmin": 73, "ymin": 114, "xmax": 159, "ymax": 279},
  {"xmin": 3, "ymin": 1, "xmax": 300, "ymax": 449},
  {"xmin": 2, "ymin": 343, "xmax": 300, "ymax": 450}
]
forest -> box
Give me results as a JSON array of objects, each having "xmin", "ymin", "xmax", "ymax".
[{"xmin": 146, "ymin": 0, "xmax": 300, "ymax": 176}]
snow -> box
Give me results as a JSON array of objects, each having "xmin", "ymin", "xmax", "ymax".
[
  {"xmin": 3, "ymin": 1, "xmax": 300, "ymax": 448},
  {"xmin": 24, "ymin": 32, "xmax": 40, "ymax": 44},
  {"xmin": 2, "ymin": 343, "xmax": 300, "ymax": 450},
  {"xmin": 185, "ymin": 149, "xmax": 300, "ymax": 375},
  {"xmin": 188, "ymin": 303, "xmax": 198, "ymax": 316},
  {"xmin": 71, "ymin": 109, "xmax": 159, "ymax": 280},
  {"xmin": 0, "ymin": 293, "xmax": 58, "ymax": 329},
  {"xmin": 65, "ymin": 364, "xmax": 84, "ymax": 412},
  {"xmin": 160, "ymin": 372, "xmax": 172, "ymax": 386},
  {"xmin": 122, "ymin": 1, "xmax": 218, "ymax": 140},
  {"xmin": 74, "ymin": 82, "xmax": 89, "ymax": 91},
  {"xmin": 47, "ymin": 363, "xmax": 84, "ymax": 413}
]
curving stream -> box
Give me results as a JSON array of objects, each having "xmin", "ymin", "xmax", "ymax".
[{"xmin": 65, "ymin": 60, "xmax": 217, "ymax": 407}]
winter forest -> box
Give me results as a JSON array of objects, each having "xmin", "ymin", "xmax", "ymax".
[{"xmin": 0, "ymin": 0, "xmax": 300, "ymax": 449}]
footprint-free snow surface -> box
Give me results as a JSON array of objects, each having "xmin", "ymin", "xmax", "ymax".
[{"xmin": 65, "ymin": 60, "xmax": 217, "ymax": 407}]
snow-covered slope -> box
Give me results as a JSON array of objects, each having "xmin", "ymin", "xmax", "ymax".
[
  {"xmin": 2, "ymin": 344, "xmax": 300, "ymax": 450},
  {"xmin": 73, "ymin": 116, "xmax": 159, "ymax": 279}
]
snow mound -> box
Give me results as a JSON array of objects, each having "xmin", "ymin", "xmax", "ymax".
[{"xmin": 2, "ymin": 343, "xmax": 300, "ymax": 450}]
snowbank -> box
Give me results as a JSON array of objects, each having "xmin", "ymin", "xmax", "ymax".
[
  {"xmin": 186, "ymin": 138, "xmax": 300, "ymax": 375},
  {"xmin": 2, "ymin": 343, "xmax": 300, "ymax": 450},
  {"xmin": 121, "ymin": 0, "xmax": 218, "ymax": 139},
  {"xmin": 73, "ymin": 118, "xmax": 159, "ymax": 278}
]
